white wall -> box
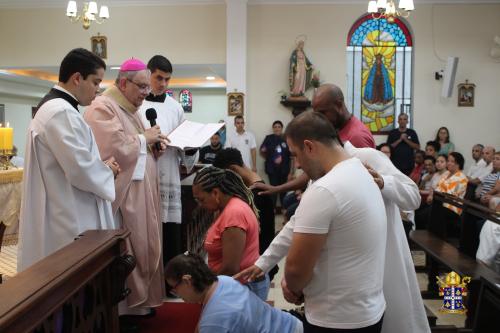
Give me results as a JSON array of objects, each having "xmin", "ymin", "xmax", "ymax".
[
  {"xmin": 3, "ymin": 103, "xmax": 32, "ymax": 157},
  {"xmin": 247, "ymin": 3, "xmax": 500, "ymax": 172},
  {"xmin": 1, "ymin": 3, "xmax": 500, "ymax": 172},
  {"xmin": 175, "ymin": 89, "xmax": 226, "ymax": 124},
  {"xmin": 0, "ymin": 5, "xmax": 226, "ymax": 66}
]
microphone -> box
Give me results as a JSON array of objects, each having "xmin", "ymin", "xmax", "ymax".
[{"xmin": 145, "ymin": 108, "xmax": 161, "ymax": 151}]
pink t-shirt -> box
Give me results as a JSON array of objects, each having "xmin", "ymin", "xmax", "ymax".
[
  {"xmin": 204, "ymin": 197, "xmax": 260, "ymax": 277},
  {"xmin": 339, "ymin": 116, "xmax": 375, "ymax": 148}
]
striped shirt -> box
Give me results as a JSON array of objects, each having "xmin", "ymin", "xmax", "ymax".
[{"xmin": 479, "ymin": 172, "xmax": 500, "ymax": 198}]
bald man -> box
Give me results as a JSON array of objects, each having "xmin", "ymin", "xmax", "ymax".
[
  {"xmin": 254, "ymin": 83, "xmax": 375, "ymax": 196},
  {"xmin": 312, "ymin": 84, "xmax": 375, "ymax": 149}
]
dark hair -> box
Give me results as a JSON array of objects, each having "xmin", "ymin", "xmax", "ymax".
[
  {"xmin": 165, "ymin": 253, "xmax": 217, "ymax": 293},
  {"xmin": 437, "ymin": 153, "xmax": 448, "ymax": 161},
  {"xmin": 213, "ymin": 148, "xmax": 244, "ymax": 168},
  {"xmin": 147, "ymin": 55, "xmax": 173, "ymax": 74},
  {"xmin": 449, "ymin": 152, "xmax": 465, "ymax": 170},
  {"xmin": 424, "ymin": 155, "xmax": 436, "ymax": 164},
  {"xmin": 473, "ymin": 144, "xmax": 484, "ymax": 150},
  {"xmin": 234, "ymin": 115, "xmax": 244, "ymax": 122},
  {"xmin": 272, "ymin": 120, "xmax": 283, "ymax": 128},
  {"xmin": 426, "ymin": 140, "xmax": 441, "ymax": 153},
  {"xmin": 285, "ymin": 111, "xmax": 339, "ymax": 149},
  {"xmin": 193, "ymin": 166, "xmax": 258, "ymax": 217},
  {"xmin": 376, "ymin": 143, "xmax": 392, "ymax": 153},
  {"xmin": 435, "ymin": 126, "xmax": 450, "ymax": 143},
  {"xmin": 415, "ymin": 150, "xmax": 426, "ymax": 158},
  {"xmin": 59, "ymin": 48, "xmax": 106, "ymax": 83}
]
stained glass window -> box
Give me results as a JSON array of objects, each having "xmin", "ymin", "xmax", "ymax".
[
  {"xmin": 165, "ymin": 89, "xmax": 174, "ymax": 99},
  {"xmin": 346, "ymin": 15, "xmax": 413, "ymax": 133},
  {"xmin": 179, "ymin": 89, "xmax": 192, "ymax": 113}
]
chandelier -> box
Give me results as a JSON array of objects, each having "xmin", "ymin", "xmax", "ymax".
[
  {"xmin": 368, "ymin": 0, "xmax": 414, "ymax": 23},
  {"xmin": 66, "ymin": 1, "xmax": 110, "ymax": 30}
]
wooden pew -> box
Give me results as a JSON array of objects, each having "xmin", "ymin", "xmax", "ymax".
[
  {"xmin": 472, "ymin": 276, "xmax": 500, "ymax": 332},
  {"xmin": 0, "ymin": 229, "xmax": 134, "ymax": 333},
  {"xmin": 410, "ymin": 192, "xmax": 500, "ymax": 330}
]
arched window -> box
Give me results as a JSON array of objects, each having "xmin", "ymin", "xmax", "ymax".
[{"xmin": 346, "ymin": 15, "xmax": 413, "ymax": 133}]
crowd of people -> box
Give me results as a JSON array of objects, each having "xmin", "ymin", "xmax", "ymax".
[{"xmin": 13, "ymin": 47, "xmax": 499, "ymax": 333}]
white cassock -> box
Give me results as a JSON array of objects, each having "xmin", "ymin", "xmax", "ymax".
[
  {"xmin": 255, "ymin": 141, "xmax": 430, "ymax": 333},
  {"xmin": 343, "ymin": 142, "xmax": 430, "ymax": 333},
  {"xmin": 17, "ymin": 86, "xmax": 116, "ymax": 272},
  {"xmin": 139, "ymin": 95, "xmax": 197, "ymax": 224}
]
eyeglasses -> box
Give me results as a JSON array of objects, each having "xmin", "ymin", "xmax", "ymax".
[
  {"xmin": 168, "ymin": 279, "xmax": 183, "ymax": 297},
  {"xmin": 127, "ymin": 78, "xmax": 151, "ymax": 93}
]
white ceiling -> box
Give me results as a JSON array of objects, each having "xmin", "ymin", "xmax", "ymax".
[
  {"xmin": 0, "ymin": 0, "xmax": 499, "ymax": 9},
  {"xmin": 8, "ymin": 64, "xmax": 227, "ymax": 80},
  {"xmin": 0, "ymin": 64, "xmax": 227, "ymax": 89}
]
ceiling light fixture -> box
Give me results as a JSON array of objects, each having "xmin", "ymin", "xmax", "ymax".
[
  {"xmin": 206, "ymin": 76, "xmax": 216, "ymax": 80},
  {"xmin": 66, "ymin": 1, "xmax": 110, "ymax": 30},
  {"xmin": 367, "ymin": 0, "xmax": 414, "ymax": 23}
]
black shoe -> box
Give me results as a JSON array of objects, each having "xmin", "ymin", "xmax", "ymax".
[
  {"xmin": 119, "ymin": 316, "xmax": 139, "ymax": 333},
  {"xmin": 144, "ymin": 308, "xmax": 156, "ymax": 318}
]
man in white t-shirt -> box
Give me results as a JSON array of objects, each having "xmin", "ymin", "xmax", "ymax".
[
  {"xmin": 477, "ymin": 220, "xmax": 500, "ymax": 273},
  {"xmin": 268, "ymin": 111, "xmax": 387, "ymax": 332},
  {"xmin": 467, "ymin": 144, "xmax": 488, "ymax": 185},
  {"xmin": 225, "ymin": 115, "xmax": 257, "ymax": 171}
]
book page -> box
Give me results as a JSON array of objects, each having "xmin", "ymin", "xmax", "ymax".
[{"xmin": 167, "ymin": 120, "xmax": 224, "ymax": 150}]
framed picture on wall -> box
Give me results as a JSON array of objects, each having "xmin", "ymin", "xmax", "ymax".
[
  {"xmin": 91, "ymin": 34, "xmax": 107, "ymax": 59},
  {"xmin": 228, "ymin": 92, "xmax": 244, "ymax": 116},
  {"xmin": 457, "ymin": 80, "xmax": 475, "ymax": 107}
]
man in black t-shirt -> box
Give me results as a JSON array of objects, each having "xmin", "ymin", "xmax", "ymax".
[
  {"xmin": 386, "ymin": 113, "xmax": 420, "ymax": 175},
  {"xmin": 199, "ymin": 132, "xmax": 223, "ymax": 164}
]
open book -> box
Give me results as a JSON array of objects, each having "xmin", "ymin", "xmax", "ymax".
[{"xmin": 166, "ymin": 120, "xmax": 224, "ymax": 150}]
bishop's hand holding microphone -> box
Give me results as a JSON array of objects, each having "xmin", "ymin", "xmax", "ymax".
[{"xmin": 144, "ymin": 108, "xmax": 169, "ymax": 153}]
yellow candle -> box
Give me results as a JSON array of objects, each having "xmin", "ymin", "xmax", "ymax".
[
  {"xmin": 0, "ymin": 124, "xmax": 13, "ymax": 151},
  {"xmin": 4, "ymin": 126, "xmax": 13, "ymax": 151},
  {"xmin": 0, "ymin": 126, "xmax": 6, "ymax": 150}
]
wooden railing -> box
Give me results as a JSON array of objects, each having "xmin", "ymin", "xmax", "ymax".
[
  {"xmin": 411, "ymin": 191, "xmax": 500, "ymax": 331},
  {"xmin": 0, "ymin": 229, "xmax": 135, "ymax": 333}
]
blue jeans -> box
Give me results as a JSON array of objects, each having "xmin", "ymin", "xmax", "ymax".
[{"xmin": 247, "ymin": 274, "xmax": 270, "ymax": 301}]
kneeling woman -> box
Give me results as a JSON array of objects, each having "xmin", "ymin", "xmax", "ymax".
[
  {"xmin": 192, "ymin": 166, "xmax": 269, "ymax": 300},
  {"xmin": 165, "ymin": 253, "xmax": 302, "ymax": 333}
]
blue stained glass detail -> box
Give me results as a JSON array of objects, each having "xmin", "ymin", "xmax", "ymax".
[{"xmin": 350, "ymin": 18, "xmax": 407, "ymax": 46}]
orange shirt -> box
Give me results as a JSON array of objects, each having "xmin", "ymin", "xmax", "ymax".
[
  {"xmin": 204, "ymin": 197, "xmax": 260, "ymax": 278},
  {"xmin": 436, "ymin": 170, "xmax": 468, "ymax": 215}
]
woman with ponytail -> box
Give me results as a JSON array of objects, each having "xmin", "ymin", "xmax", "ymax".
[{"xmin": 192, "ymin": 166, "xmax": 269, "ymax": 300}]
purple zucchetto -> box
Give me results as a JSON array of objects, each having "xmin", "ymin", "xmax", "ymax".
[{"xmin": 119, "ymin": 58, "xmax": 147, "ymax": 72}]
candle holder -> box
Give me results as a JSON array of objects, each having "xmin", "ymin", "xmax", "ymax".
[{"xmin": 0, "ymin": 149, "xmax": 14, "ymax": 170}]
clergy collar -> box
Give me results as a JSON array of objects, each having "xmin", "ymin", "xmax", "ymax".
[
  {"xmin": 53, "ymin": 85, "xmax": 80, "ymax": 110},
  {"xmin": 146, "ymin": 92, "xmax": 167, "ymax": 103},
  {"xmin": 102, "ymin": 85, "xmax": 138, "ymax": 114}
]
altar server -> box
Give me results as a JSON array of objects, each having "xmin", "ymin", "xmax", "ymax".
[
  {"xmin": 138, "ymin": 55, "xmax": 197, "ymax": 270},
  {"xmin": 18, "ymin": 48, "xmax": 118, "ymax": 271}
]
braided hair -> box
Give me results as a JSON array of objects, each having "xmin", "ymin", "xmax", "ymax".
[{"xmin": 193, "ymin": 166, "xmax": 259, "ymax": 218}]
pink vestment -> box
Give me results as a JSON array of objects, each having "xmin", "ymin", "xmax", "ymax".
[{"xmin": 84, "ymin": 85, "xmax": 164, "ymax": 307}]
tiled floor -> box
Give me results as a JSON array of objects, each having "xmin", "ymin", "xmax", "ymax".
[{"xmin": 1, "ymin": 219, "xmax": 467, "ymax": 328}]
